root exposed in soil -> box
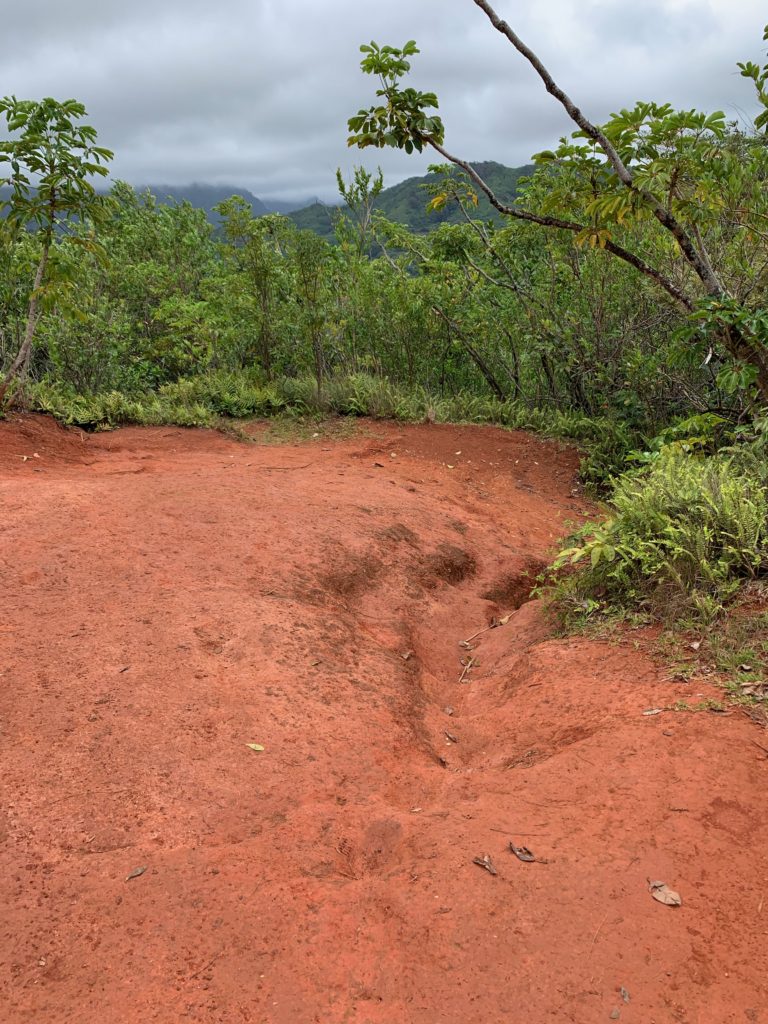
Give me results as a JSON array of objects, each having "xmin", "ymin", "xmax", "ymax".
[{"xmin": 1, "ymin": 413, "xmax": 767, "ymax": 1024}]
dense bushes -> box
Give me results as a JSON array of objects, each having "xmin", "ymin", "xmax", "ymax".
[
  {"xmin": 1, "ymin": 173, "xmax": 720, "ymax": 440},
  {"xmin": 552, "ymin": 448, "xmax": 768, "ymax": 624}
]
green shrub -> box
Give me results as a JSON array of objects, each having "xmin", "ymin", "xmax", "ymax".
[
  {"xmin": 27, "ymin": 372, "xmax": 285, "ymax": 429},
  {"xmin": 156, "ymin": 372, "xmax": 285, "ymax": 418},
  {"xmin": 275, "ymin": 376, "xmax": 322, "ymax": 413},
  {"xmin": 552, "ymin": 449, "xmax": 768, "ymax": 623}
]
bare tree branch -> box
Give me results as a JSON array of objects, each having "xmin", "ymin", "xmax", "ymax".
[{"xmin": 469, "ymin": 0, "xmax": 724, "ymax": 296}]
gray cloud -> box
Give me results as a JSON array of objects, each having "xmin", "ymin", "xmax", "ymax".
[{"xmin": 1, "ymin": 0, "xmax": 765, "ymax": 201}]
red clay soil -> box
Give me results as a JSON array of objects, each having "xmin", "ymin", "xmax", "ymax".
[{"xmin": 1, "ymin": 413, "xmax": 767, "ymax": 1024}]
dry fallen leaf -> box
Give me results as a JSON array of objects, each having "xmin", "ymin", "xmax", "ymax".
[
  {"xmin": 509, "ymin": 841, "xmax": 536, "ymax": 863},
  {"xmin": 643, "ymin": 708, "xmax": 664, "ymax": 716},
  {"xmin": 246, "ymin": 743, "xmax": 265, "ymax": 752},
  {"xmin": 741, "ymin": 682, "xmax": 768, "ymax": 698},
  {"xmin": 620, "ymin": 987, "xmax": 630, "ymax": 1004},
  {"xmin": 473, "ymin": 854, "xmax": 497, "ymax": 876},
  {"xmin": 649, "ymin": 880, "xmax": 682, "ymax": 906}
]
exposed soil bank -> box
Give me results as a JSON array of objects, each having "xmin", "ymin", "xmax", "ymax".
[{"xmin": 1, "ymin": 415, "xmax": 767, "ymax": 1023}]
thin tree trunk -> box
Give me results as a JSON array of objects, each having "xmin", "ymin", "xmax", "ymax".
[
  {"xmin": 312, "ymin": 328, "xmax": 325, "ymax": 398},
  {"xmin": 0, "ymin": 240, "xmax": 50, "ymax": 406},
  {"xmin": 432, "ymin": 305, "xmax": 505, "ymax": 400}
]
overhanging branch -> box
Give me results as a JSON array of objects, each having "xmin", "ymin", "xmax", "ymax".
[
  {"xmin": 469, "ymin": 0, "xmax": 724, "ymax": 296},
  {"xmin": 425, "ymin": 138, "xmax": 693, "ymax": 310}
]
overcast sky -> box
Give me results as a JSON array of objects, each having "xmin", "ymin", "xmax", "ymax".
[{"xmin": 1, "ymin": 0, "xmax": 765, "ymax": 202}]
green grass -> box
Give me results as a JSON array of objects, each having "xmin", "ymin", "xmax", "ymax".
[{"xmin": 25, "ymin": 369, "xmax": 637, "ymax": 486}]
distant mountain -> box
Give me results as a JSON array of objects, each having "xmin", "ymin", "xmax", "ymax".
[
  {"xmin": 288, "ymin": 161, "xmax": 535, "ymax": 241},
  {"xmin": 262, "ymin": 197, "xmax": 320, "ymax": 215},
  {"xmin": 139, "ymin": 183, "xmax": 269, "ymax": 221},
  {"xmin": 4, "ymin": 164, "xmax": 534, "ymax": 239},
  {"xmin": 132, "ymin": 186, "xmax": 320, "ymax": 220},
  {"xmin": 287, "ymin": 201, "xmax": 341, "ymax": 237}
]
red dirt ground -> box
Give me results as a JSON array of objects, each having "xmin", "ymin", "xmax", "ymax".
[{"xmin": 1, "ymin": 413, "xmax": 767, "ymax": 1024}]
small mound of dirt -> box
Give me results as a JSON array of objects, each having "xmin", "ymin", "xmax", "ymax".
[
  {"xmin": 0, "ymin": 413, "xmax": 90, "ymax": 470},
  {"xmin": 482, "ymin": 558, "xmax": 545, "ymax": 609},
  {"xmin": 321, "ymin": 553, "xmax": 384, "ymax": 599},
  {"xmin": 419, "ymin": 543, "xmax": 477, "ymax": 588},
  {"xmin": 378, "ymin": 522, "xmax": 419, "ymax": 546}
]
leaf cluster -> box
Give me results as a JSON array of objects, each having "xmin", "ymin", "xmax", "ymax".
[
  {"xmin": 347, "ymin": 41, "xmax": 444, "ymax": 154},
  {"xmin": 0, "ymin": 96, "xmax": 113, "ymax": 235},
  {"xmin": 738, "ymin": 24, "xmax": 768, "ymax": 131}
]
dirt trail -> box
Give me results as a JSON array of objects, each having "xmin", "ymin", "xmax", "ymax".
[{"xmin": 1, "ymin": 414, "xmax": 767, "ymax": 1024}]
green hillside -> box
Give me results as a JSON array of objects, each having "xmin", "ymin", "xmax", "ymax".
[
  {"xmin": 3, "ymin": 165, "xmax": 530, "ymax": 238},
  {"xmin": 289, "ymin": 161, "xmax": 534, "ymax": 241}
]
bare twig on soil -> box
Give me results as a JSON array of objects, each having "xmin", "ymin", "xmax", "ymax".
[
  {"xmin": 460, "ymin": 614, "xmax": 512, "ymax": 649},
  {"xmin": 461, "ymin": 627, "xmax": 490, "ymax": 646},
  {"xmin": 458, "ymin": 657, "xmax": 475, "ymax": 684},
  {"xmin": 490, "ymin": 827, "xmax": 551, "ymax": 837},
  {"xmin": 188, "ymin": 949, "xmax": 224, "ymax": 981},
  {"xmin": 589, "ymin": 910, "xmax": 609, "ymax": 954}
]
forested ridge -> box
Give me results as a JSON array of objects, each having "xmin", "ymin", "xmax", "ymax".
[
  {"xmin": 287, "ymin": 161, "xmax": 533, "ymax": 240},
  {"xmin": 2, "ymin": 13, "xmax": 768, "ymax": 652},
  {"xmin": 1, "ymin": 161, "xmax": 530, "ymax": 235}
]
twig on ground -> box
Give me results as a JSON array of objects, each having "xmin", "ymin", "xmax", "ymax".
[
  {"xmin": 461, "ymin": 626, "xmax": 490, "ymax": 646},
  {"xmin": 589, "ymin": 910, "xmax": 609, "ymax": 955},
  {"xmin": 188, "ymin": 949, "xmax": 224, "ymax": 981},
  {"xmin": 458, "ymin": 657, "xmax": 475, "ymax": 684}
]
